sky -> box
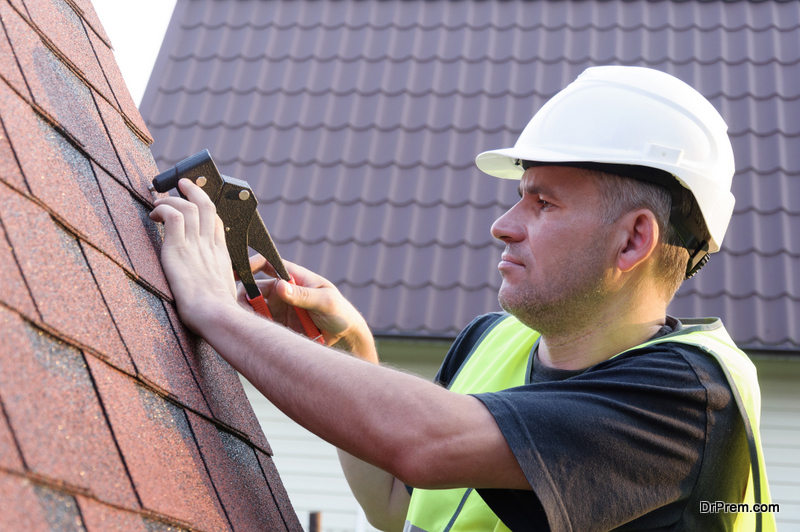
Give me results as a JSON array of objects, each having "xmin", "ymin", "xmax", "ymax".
[{"xmin": 91, "ymin": 0, "xmax": 178, "ymax": 107}]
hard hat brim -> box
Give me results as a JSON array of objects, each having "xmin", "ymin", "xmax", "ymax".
[{"xmin": 475, "ymin": 147, "xmax": 590, "ymax": 180}]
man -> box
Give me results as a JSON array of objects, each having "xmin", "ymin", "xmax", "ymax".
[{"xmin": 150, "ymin": 66, "xmax": 775, "ymax": 531}]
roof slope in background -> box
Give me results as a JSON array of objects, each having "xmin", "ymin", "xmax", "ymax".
[
  {"xmin": 0, "ymin": 0, "xmax": 301, "ymax": 529},
  {"xmin": 141, "ymin": 0, "xmax": 800, "ymax": 350}
]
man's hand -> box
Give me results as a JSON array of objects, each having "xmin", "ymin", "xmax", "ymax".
[
  {"xmin": 237, "ymin": 257, "xmax": 377, "ymax": 363},
  {"xmin": 149, "ymin": 178, "xmax": 376, "ymax": 361},
  {"xmin": 149, "ymin": 179, "xmax": 240, "ymax": 334}
]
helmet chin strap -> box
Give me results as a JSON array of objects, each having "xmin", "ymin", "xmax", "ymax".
[{"xmin": 516, "ymin": 159, "xmax": 711, "ymax": 279}]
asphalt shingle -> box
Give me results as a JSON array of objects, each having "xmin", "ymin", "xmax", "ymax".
[{"xmin": 0, "ymin": 0, "xmax": 300, "ymax": 527}]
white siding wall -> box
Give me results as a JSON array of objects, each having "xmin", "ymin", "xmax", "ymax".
[
  {"xmin": 241, "ymin": 376, "xmax": 378, "ymax": 532},
  {"xmin": 757, "ymin": 358, "xmax": 800, "ymax": 531}
]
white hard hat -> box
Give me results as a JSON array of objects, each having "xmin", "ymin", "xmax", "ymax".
[{"xmin": 476, "ymin": 66, "xmax": 735, "ymax": 277}]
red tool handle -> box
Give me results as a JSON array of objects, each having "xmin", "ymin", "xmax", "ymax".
[
  {"xmin": 288, "ymin": 277, "xmax": 325, "ymax": 344},
  {"xmin": 246, "ymin": 281, "xmax": 324, "ymax": 344},
  {"xmin": 247, "ymin": 294, "xmax": 273, "ymax": 319}
]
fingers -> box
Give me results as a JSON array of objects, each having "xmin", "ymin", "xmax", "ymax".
[
  {"xmin": 249, "ymin": 254, "xmax": 278, "ymax": 278},
  {"xmin": 149, "ymin": 203, "xmax": 186, "ymax": 247},
  {"xmin": 283, "ymin": 260, "xmax": 328, "ymax": 287},
  {"xmin": 179, "ymin": 178, "xmax": 219, "ymax": 239},
  {"xmin": 275, "ymin": 278, "xmax": 334, "ymax": 314}
]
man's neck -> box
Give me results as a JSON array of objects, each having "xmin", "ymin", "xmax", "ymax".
[{"xmin": 536, "ymin": 300, "xmax": 667, "ymax": 371}]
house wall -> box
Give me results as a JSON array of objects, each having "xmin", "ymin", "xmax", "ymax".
[
  {"xmin": 242, "ymin": 343, "xmax": 800, "ymax": 531},
  {"xmin": 753, "ymin": 357, "xmax": 800, "ymax": 529}
]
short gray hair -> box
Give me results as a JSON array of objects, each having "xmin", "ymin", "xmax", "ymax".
[{"xmin": 590, "ymin": 171, "xmax": 694, "ymax": 300}]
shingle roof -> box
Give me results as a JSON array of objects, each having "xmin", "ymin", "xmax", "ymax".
[
  {"xmin": 141, "ymin": 0, "xmax": 800, "ymax": 351},
  {"xmin": 0, "ymin": 0, "xmax": 301, "ymax": 528}
]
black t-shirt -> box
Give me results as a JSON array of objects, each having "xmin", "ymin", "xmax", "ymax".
[{"xmin": 435, "ymin": 313, "xmax": 749, "ymax": 532}]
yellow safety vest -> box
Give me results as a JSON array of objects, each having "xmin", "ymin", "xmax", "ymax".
[{"xmin": 404, "ymin": 315, "xmax": 776, "ymax": 532}]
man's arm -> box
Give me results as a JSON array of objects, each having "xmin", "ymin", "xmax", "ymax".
[
  {"xmin": 240, "ymin": 256, "xmax": 411, "ymax": 528},
  {"xmin": 149, "ymin": 179, "xmax": 529, "ymax": 491}
]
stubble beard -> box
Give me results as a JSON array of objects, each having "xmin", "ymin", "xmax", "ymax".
[{"xmin": 498, "ymin": 238, "xmax": 614, "ymax": 336}]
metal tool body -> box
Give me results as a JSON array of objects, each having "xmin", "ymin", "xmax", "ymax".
[{"xmin": 151, "ymin": 150, "xmax": 323, "ymax": 343}]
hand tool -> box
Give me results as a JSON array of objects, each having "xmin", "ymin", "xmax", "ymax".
[{"xmin": 149, "ymin": 149, "xmax": 324, "ymax": 344}]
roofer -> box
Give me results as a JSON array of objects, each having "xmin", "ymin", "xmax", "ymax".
[{"xmin": 150, "ymin": 66, "xmax": 777, "ymax": 531}]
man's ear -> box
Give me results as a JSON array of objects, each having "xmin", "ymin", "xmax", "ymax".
[{"xmin": 616, "ymin": 209, "xmax": 659, "ymax": 273}]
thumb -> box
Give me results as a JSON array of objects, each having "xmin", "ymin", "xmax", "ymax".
[{"xmin": 276, "ymin": 279, "xmax": 313, "ymax": 309}]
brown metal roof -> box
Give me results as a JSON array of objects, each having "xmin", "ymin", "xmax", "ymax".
[
  {"xmin": 141, "ymin": 0, "xmax": 800, "ymax": 351},
  {"xmin": 0, "ymin": 0, "xmax": 301, "ymax": 528}
]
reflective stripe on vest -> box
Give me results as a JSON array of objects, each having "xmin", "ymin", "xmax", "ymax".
[{"xmin": 404, "ymin": 315, "xmax": 776, "ymax": 532}]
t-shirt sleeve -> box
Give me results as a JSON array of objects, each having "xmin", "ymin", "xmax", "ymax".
[{"xmin": 472, "ymin": 344, "xmax": 738, "ymax": 531}]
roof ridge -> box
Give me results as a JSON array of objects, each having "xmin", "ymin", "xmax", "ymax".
[
  {"xmin": 732, "ymin": 206, "xmax": 800, "ymax": 216},
  {"xmin": 158, "ymin": 84, "xmax": 553, "ymax": 99},
  {"xmin": 168, "ymin": 51, "xmax": 800, "ymax": 69},
  {"xmin": 739, "ymin": 165, "xmax": 800, "ymax": 176},
  {"xmin": 256, "ymin": 195, "xmax": 510, "ymax": 210},
  {"xmin": 273, "ymin": 235, "xmax": 501, "ymax": 250},
  {"xmin": 147, "ymin": 118, "xmax": 507, "ymax": 135},
  {"xmin": 332, "ymin": 277, "xmax": 498, "ymax": 291},
  {"xmin": 148, "ymin": 118, "xmax": 800, "ymax": 139},
  {"xmin": 720, "ymin": 246, "xmax": 800, "ymax": 258},
  {"xmin": 730, "ymin": 128, "xmax": 800, "ymax": 138},
  {"xmin": 720, "ymin": 337, "xmax": 800, "ymax": 349},
  {"xmin": 675, "ymin": 288, "xmax": 800, "ymax": 302},
  {"xmin": 156, "ymin": 84, "xmax": 800, "ymax": 102},
  {"xmin": 168, "ymin": 156, "xmax": 477, "ymax": 171},
  {"xmin": 179, "ymin": 19, "xmax": 800, "ymax": 34}
]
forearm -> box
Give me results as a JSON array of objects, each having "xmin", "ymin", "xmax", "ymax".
[
  {"xmin": 204, "ymin": 304, "xmax": 438, "ymax": 475},
  {"xmin": 200, "ymin": 304, "xmax": 523, "ymax": 489}
]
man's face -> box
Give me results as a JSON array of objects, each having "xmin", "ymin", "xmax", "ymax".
[{"xmin": 491, "ymin": 166, "xmax": 617, "ymax": 334}]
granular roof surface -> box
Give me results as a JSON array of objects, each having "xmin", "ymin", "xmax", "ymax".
[
  {"xmin": 0, "ymin": 0, "xmax": 302, "ymax": 529},
  {"xmin": 141, "ymin": 0, "xmax": 800, "ymax": 351}
]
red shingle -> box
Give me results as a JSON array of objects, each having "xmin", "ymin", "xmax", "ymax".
[
  {"xmin": 82, "ymin": 243, "xmax": 211, "ymax": 417},
  {"xmin": 94, "ymin": 161, "xmax": 172, "ymax": 298},
  {"xmin": 0, "ymin": 81, "xmax": 132, "ymax": 269},
  {"xmin": 0, "ymin": 401, "xmax": 23, "ymax": 472},
  {"xmin": 0, "ymin": 308, "xmax": 139, "ymax": 509},
  {"xmin": 77, "ymin": 496, "xmax": 192, "ymax": 532},
  {"xmin": 187, "ymin": 412, "xmax": 285, "ymax": 531},
  {"xmin": 257, "ymin": 451, "xmax": 304, "ymax": 532},
  {"xmin": 0, "ymin": 215, "xmax": 38, "ymax": 320},
  {"xmin": 76, "ymin": 496, "xmax": 151, "ymax": 532},
  {"xmin": 165, "ymin": 303, "xmax": 273, "ymax": 454},
  {"xmin": 0, "ymin": 181, "xmax": 133, "ymax": 372},
  {"xmin": 0, "ymin": 473, "xmax": 56, "ymax": 530},
  {"xmin": 95, "ymin": 93, "xmax": 158, "ymax": 199},
  {"xmin": 65, "ymin": 0, "xmax": 111, "ymax": 48},
  {"xmin": 1, "ymin": 2, "xmax": 127, "ymax": 181},
  {"xmin": 16, "ymin": 0, "xmax": 114, "ymax": 104},
  {"xmin": 0, "ymin": 14, "xmax": 31, "ymax": 101},
  {"xmin": 0, "ymin": 0, "xmax": 299, "ymax": 525},
  {"xmin": 0, "ymin": 114, "xmax": 29, "ymax": 193},
  {"xmin": 86, "ymin": 355, "xmax": 232, "ymax": 531},
  {"xmin": 86, "ymin": 23, "xmax": 152, "ymax": 144}
]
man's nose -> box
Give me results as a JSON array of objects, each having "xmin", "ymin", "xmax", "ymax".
[{"xmin": 491, "ymin": 203, "xmax": 525, "ymax": 243}]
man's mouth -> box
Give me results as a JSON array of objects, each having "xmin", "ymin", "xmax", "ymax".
[{"xmin": 499, "ymin": 253, "xmax": 524, "ymax": 269}]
